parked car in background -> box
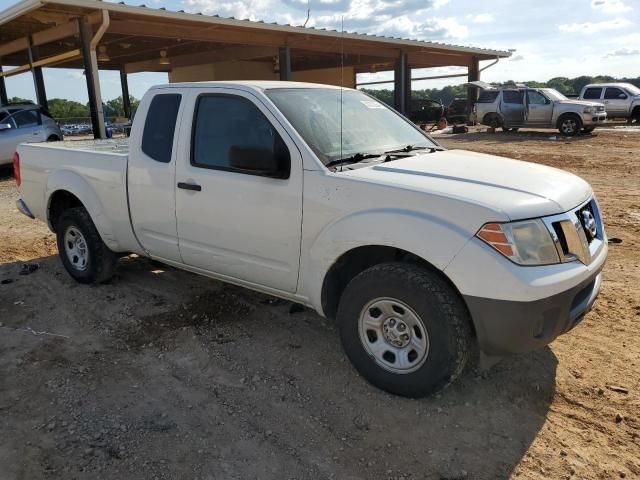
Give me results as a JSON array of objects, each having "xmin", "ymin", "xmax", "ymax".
[
  {"xmin": 0, "ymin": 103, "xmax": 63, "ymax": 165},
  {"xmin": 408, "ymin": 98, "xmax": 445, "ymax": 125},
  {"xmin": 446, "ymin": 98, "xmax": 471, "ymax": 124},
  {"xmin": 15, "ymin": 81, "xmax": 607, "ymax": 398},
  {"xmin": 578, "ymin": 83, "xmax": 640, "ymax": 123},
  {"xmin": 471, "ymin": 82, "xmax": 607, "ymax": 135}
]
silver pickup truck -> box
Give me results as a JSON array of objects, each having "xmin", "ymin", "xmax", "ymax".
[
  {"xmin": 471, "ymin": 82, "xmax": 607, "ymax": 136},
  {"xmin": 579, "ymin": 82, "xmax": 640, "ymax": 123}
]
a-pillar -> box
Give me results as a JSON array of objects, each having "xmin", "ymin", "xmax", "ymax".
[{"xmin": 78, "ymin": 16, "xmax": 106, "ymax": 139}]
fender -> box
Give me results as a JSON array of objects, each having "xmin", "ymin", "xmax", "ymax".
[
  {"xmin": 46, "ymin": 169, "xmax": 121, "ymax": 251},
  {"xmin": 300, "ymin": 208, "xmax": 477, "ymax": 313}
]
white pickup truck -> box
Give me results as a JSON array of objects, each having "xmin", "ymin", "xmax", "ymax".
[{"xmin": 15, "ymin": 81, "xmax": 607, "ymax": 397}]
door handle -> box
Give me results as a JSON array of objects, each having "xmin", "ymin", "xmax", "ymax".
[{"xmin": 177, "ymin": 182, "xmax": 202, "ymax": 192}]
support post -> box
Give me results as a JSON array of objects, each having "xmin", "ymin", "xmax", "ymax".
[
  {"xmin": 394, "ymin": 52, "xmax": 409, "ymax": 115},
  {"xmin": 78, "ymin": 17, "xmax": 106, "ymax": 139},
  {"xmin": 278, "ymin": 46, "xmax": 291, "ymax": 81},
  {"xmin": 120, "ymin": 68, "xmax": 131, "ymax": 119},
  {"xmin": 467, "ymin": 56, "xmax": 480, "ymax": 120},
  {"xmin": 0, "ymin": 65, "xmax": 8, "ymax": 105},
  {"xmin": 28, "ymin": 38, "xmax": 48, "ymax": 110}
]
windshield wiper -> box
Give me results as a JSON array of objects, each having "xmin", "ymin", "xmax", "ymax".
[
  {"xmin": 384, "ymin": 145, "xmax": 444, "ymax": 154},
  {"xmin": 325, "ymin": 152, "xmax": 383, "ymax": 169}
]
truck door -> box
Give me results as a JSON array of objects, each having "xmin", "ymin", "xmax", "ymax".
[
  {"xmin": 526, "ymin": 90, "xmax": 554, "ymax": 126},
  {"xmin": 175, "ymin": 89, "xmax": 303, "ymax": 293},
  {"xmin": 603, "ymin": 87, "xmax": 628, "ymax": 117},
  {"xmin": 499, "ymin": 90, "xmax": 525, "ymax": 126},
  {"xmin": 127, "ymin": 92, "xmax": 184, "ymax": 262}
]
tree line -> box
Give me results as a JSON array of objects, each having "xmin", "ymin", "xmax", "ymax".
[
  {"xmin": 363, "ymin": 75, "xmax": 640, "ymax": 106},
  {"xmin": 6, "ymin": 95, "xmax": 140, "ymax": 122}
]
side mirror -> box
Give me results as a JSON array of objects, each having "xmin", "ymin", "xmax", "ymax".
[
  {"xmin": 229, "ymin": 144, "xmax": 290, "ymax": 179},
  {"xmin": 618, "ymin": 94, "xmax": 627, "ymax": 99},
  {"xmin": 0, "ymin": 123, "xmax": 12, "ymax": 131}
]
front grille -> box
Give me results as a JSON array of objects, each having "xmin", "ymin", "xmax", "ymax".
[{"xmin": 543, "ymin": 197, "xmax": 604, "ymax": 265}]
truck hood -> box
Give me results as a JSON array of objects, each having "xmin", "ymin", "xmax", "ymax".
[
  {"xmin": 559, "ymin": 99, "xmax": 603, "ymax": 107},
  {"xmin": 343, "ymin": 150, "xmax": 592, "ymax": 220}
]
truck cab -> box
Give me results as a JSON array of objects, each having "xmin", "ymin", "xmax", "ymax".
[
  {"xmin": 579, "ymin": 82, "xmax": 640, "ymax": 122},
  {"xmin": 472, "ymin": 82, "xmax": 607, "ymax": 135}
]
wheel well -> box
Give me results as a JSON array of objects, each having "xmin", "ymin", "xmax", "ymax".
[
  {"xmin": 47, "ymin": 135, "xmax": 61, "ymax": 142},
  {"xmin": 632, "ymin": 105, "xmax": 640, "ymax": 116},
  {"xmin": 320, "ymin": 246, "xmax": 472, "ymax": 332},
  {"xmin": 557, "ymin": 112, "xmax": 581, "ymax": 127},
  {"xmin": 48, "ymin": 190, "xmax": 83, "ymax": 231}
]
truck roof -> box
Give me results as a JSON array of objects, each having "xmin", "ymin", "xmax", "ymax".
[
  {"xmin": 582, "ymin": 82, "xmax": 636, "ymax": 89},
  {"xmin": 150, "ymin": 80, "xmax": 345, "ymax": 92}
]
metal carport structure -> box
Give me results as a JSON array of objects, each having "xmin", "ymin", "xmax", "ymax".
[{"xmin": 0, "ymin": 0, "xmax": 511, "ymax": 138}]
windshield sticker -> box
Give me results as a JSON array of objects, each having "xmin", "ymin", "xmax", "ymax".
[{"xmin": 361, "ymin": 100, "xmax": 385, "ymax": 109}]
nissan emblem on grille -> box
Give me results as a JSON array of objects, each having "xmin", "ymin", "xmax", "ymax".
[{"xmin": 582, "ymin": 210, "xmax": 597, "ymax": 239}]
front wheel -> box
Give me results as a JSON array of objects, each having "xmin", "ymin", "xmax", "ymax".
[
  {"xmin": 336, "ymin": 263, "xmax": 472, "ymax": 398},
  {"xmin": 558, "ymin": 115, "xmax": 582, "ymax": 136},
  {"xmin": 55, "ymin": 206, "xmax": 117, "ymax": 284}
]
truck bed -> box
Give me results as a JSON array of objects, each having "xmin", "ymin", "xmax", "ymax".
[{"xmin": 40, "ymin": 138, "xmax": 130, "ymax": 155}]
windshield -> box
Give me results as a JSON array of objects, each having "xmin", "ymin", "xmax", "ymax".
[
  {"xmin": 265, "ymin": 88, "xmax": 435, "ymax": 166},
  {"xmin": 540, "ymin": 88, "xmax": 568, "ymax": 101},
  {"xmin": 623, "ymin": 83, "xmax": 640, "ymax": 96}
]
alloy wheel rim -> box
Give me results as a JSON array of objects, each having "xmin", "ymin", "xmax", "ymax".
[
  {"xmin": 64, "ymin": 226, "xmax": 89, "ymax": 271},
  {"xmin": 562, "ymin": 119, "xmax": 576, "ymax": 134},
  {"xmin": 358, "ymin": 297, "xmax": 430, "ymax": 374}
]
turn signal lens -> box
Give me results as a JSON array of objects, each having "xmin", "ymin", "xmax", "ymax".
[{"xmin": 477, "ymin": 219, "xmax": 560, "ymax": 266}]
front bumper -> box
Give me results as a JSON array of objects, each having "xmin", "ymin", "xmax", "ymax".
[
  {"xmin": 582, "ymin": 113, "xmax": 607, "ymax": 125},
  {"xmin": 463, "ymin": 265, "xmax": 603, "ymax": 355}
]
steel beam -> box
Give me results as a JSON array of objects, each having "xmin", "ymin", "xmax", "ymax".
[
  {"xmin": 467, "ymin": 55, "xmax": 480, "ymax": 117},
  {"xmin": 278, "ymin": 46, "xmax": 291, "ymax": 81},
  {"xmin": 120, "ymin": 68, "xmax": 131, "ymax": 119},
  {"xmin": 0, "ymin": 65, "xmax": 8, "ymax": 105},
  {"xmin": 79, "ymin": 17, "xmax": 106, "ymax": 139},
  {"xmin": 394, "ymin": 52, "xmax": 409, "ymax": 114},
  {"xmin": 28, "ymin": 38, "xmax": 49, "ymax": 110}
]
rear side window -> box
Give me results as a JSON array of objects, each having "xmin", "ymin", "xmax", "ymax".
[
  {"xmin": 142, "ymin": 94, "xmax": 182, "ymax": 163},
  {"xmin": 477, "ymin": 91, "xmax": 499, "ymax": 103},
  {"xmin": 583, "ymin": 88, "xmax": 602, "ymax": 100},
  {"xmin": 502, "ymin": 91, "xmax": 523, "ymax": 104},
  {"xmin": 604, "ymin": 87, "xmax": 627, "ymax": 99},
  {"xmin": 13, "ymin": 110, "xmax": 40, "ymax": 128}
]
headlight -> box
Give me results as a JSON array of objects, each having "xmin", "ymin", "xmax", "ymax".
[
  {"xmin": 476, "ymin": 219, "xmax": 560, "ymax": 265},
  {"xmin": 583, "ymin": 107, "xmax": 594, "ymax": 114}
]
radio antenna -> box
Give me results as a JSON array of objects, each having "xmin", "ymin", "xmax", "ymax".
[{"xmin": 303, "ymin": 0, "xmax": 310, "ymax": 27}]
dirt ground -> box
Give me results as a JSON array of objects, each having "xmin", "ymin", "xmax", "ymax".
[{"xmin": 0, "ymin": 128, "xmax": 638, "ymax": 480}]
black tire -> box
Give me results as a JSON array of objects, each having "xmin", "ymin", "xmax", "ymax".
[
  {"xmin": 631, "ymin": 108, "xmax": 640, "ymax": 124},
  {"xmin": 502, "ymin": 127, "xmax": 519, "ymax": 132},
  {"xmin": 55, "ymin": 206, "xmax": 117, "ymax": 284},
  {"xmin": 47, "ymin": 135, "xmax": 60, "ymax": 142},
  {"xmin": 557, "ymin": 114, "xmax": 582, "ymax": 136},
  {"xmin": 583, "ymin": 126, "xmax": 595, "ymax": 133},
  {"xmin": 336, "ymin": 262, "xmax": 472, "ymax": 398},
  {"xmin": 484, "ymin": 114, "xmax": 502, "ymax": 129}
]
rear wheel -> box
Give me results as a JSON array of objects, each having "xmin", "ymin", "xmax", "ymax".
[
  {"xmin": 558, "ymin": 114, "xmax": 582, "ymax": 136},
  {"xmin": 55, "ymin": 206, "xmax": 117, "ymax": 284},
  {"xmin": 336, "ymin": 263, "xmax": 472, "ymax": 398}
]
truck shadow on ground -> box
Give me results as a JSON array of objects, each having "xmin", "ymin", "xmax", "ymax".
[{"xmin": 1, "ymin": 254, "xmax": 557, "ymax": 479}]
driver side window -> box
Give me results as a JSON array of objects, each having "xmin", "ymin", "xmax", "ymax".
[{"xmin": 527, "ymin": 91, "xmax": 547, "ymax": 105}]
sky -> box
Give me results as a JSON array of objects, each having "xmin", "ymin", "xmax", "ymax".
[{"xmin": 0, "ymin": 0, "xmax": 638, "ymax": 103}]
